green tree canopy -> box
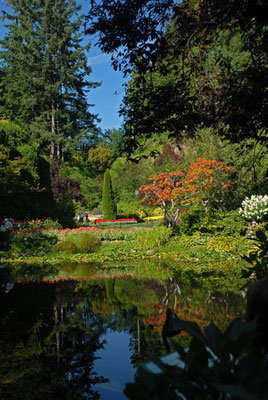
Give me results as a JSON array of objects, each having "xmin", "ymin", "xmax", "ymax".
[
  {"xmin": 85, "ymin": 0, "xmax": 267, "ymax": 156},
  {"xmin": 0, "ymin": 0, "xmax": 100, "ymax": 161}
]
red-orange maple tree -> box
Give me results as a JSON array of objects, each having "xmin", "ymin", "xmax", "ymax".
[
  {"xmin": 138, "ymin": 159, "xmax": 235, "ymax": 226},
  {"xmin": 138, "ymin": 169, "xmax": 190, "ymax": 227},
  {"xmin": 184, "ymin": 158, "xmax": 235, "ymax": 210}
]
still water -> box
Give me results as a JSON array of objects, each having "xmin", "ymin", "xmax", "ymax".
[{"xmin": 0, "ymin": 260, "xmax": 246, "ymax": 399}]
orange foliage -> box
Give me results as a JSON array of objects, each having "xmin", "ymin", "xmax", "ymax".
[
  {"xmin": 142, "ymin": 303, "xmax": 212, "ymax": 336},
  {"xmin": 184, "ymin": 158, "xmax": 235, "ymax": 197},
  {"xmin": 138, "ymin": 159, "xmax": 235, "ymax": 223},
  {"xmin": 138, "ymin": 169, "xmax": 190, "ymax": 226},
  {"xmin": 139, "ymin": 169, "xmax": 186, "ymax": 206}
]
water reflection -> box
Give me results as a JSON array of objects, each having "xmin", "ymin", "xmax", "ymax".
[
  {"xmin": 0, "ymin": 279, "xmax": 108, "ymax": 399},
  {"xmin": 93, "ymin": 330, "xmax": 136, "ymax": 399},
  {"xmin": 0, "ymin": 259, "xmax": 246, "ymax": 399}
]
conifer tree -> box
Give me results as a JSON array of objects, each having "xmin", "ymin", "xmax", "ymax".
[
  {"xmin": 102, "ymin": 169, "xmax": 117, "ymax": 220},
  {"xmin": 0, "ymin": 0, "xmax": 99, "ymax": 160}
]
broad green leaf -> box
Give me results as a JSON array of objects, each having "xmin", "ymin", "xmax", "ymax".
[
  {"xmin": 204, "ymin": 322, "xmax": 223, "ymax": 356},
  {"xmin": 255, "ymin": 230, "xmax": 267, "ymax": 242},
  {"xmin": 164, "ymin": 317, "xmax": 208, "ymax": 345},
  {"xmin": 214, "ymin": 383, "xmax": 264, "ymax": 400}
]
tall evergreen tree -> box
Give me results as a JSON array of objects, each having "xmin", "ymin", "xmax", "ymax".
[
  {"xmin": 102, "ymin": 169, "xmax": 117, "ymax": 219},
  {"xmin": 0, "ymin": 0, "xmax": 99, "ymax": 160}
]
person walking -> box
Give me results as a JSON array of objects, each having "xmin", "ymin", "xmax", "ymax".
[
  {"xmin": 84, "ymin": 213, "xmax": 90, "ymax": 226},
  {"xmin": 80, "ymin": 212, "xmax": 84, "ymax": 223},
  {"xmin": 4, "ymin": 218, "xmax": 13, "ymax": 232}
]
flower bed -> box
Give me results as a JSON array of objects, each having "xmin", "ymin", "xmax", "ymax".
[
  {"xmin": 94, "ymin": 218, "xmax": 137, "ymax": 224},
  {"xmin": 143, "ymin": 216, "xmax": 164, "ymax": 221},
  {"xmin": 18, "ymin": 218, "xmax": 62, "ymax": 230}
]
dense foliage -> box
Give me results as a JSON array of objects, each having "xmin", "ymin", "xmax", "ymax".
[
  {"xmin": 0, "ymin": 0, "xmax": 99, "ymax": 161},
  {"xmin": 85, "ymin": 0, "xmax": 267, "ymax": 156},
  {"xmin": 0, "ymin": 2, "xmax": 267, "ymax": 398},
  {"xmin": 0, "ymin": 0, "xmax": 100, "ymax": 221},
  {"xmin": 0, "ymin": 1, "xmax": 267, "ymax": 228}
]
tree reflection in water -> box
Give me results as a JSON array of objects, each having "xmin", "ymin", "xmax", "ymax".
[
  {"xmin": 0, "ymin": 280, "xmax": 108, "ymax": 400},
  {"xmin": 0, "ymin": 259, "xmax": 246, "ymax": 399}
]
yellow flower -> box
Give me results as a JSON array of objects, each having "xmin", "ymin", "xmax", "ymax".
[{"xmin": 143, "ymin": 216, "xmax": 164, "ymax": 221}]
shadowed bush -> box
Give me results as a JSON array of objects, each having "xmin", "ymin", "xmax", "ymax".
[{"xmin": 10, "ymin": 232, "xmax": 58, "ymax": 254}]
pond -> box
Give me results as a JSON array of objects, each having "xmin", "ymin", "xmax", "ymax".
[{"xmin": 0, "ymin": 259, "xmax": 247, "ymax": 399}]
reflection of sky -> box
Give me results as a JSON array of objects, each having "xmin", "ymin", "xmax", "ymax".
[{"xmin": 93, "ymin": 329, "xmax": 136, "ymax": 400}]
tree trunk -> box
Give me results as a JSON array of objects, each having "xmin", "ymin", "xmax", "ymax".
[
  {"xmin": 50, "ymin": 102, "xmax": 56, "ymax": 160},
  {"xmin": 50, "ymin": 140, "xmax": 55, "ymax": 159},
  {"xmin": 56, "ymin": 104, "xmax": 61, "ymax": 160},
  {"xmin": 137, "ymin": 318, "xmax": 141, "ymax": 355},
  {"xmin": 57, "ymin": 143, "xmax": 61, "ymax": 160}
]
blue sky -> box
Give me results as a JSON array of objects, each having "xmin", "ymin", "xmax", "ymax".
[
  {"xmin": 87, "ymin": 46, "xmax": 127, "ymax": 132},
  {"xmin": 0, "ymin": 0, "xmax": 127, "ymax": 132}
]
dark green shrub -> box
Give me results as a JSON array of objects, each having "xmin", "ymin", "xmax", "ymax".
[
  {"xmin": 178, "ymin": 203, "xmax": 212, "ymax": 235},
  {"xmin": 242, "ymin": 228, "xmax": 268, "ymax": 280},
  {"xmin": 10, "ymin": 232, "xmax": 58, "ymax": 254},
  {"xmin": 102, "ymin": 169, "xmax": 117, "ymax": 219},
  {"xmin": 179, "ymin": 206, "xmax": 249, "ymax": 237},
  {"xmin": 0, "ymin": 231, "xmax": 10, "ymax": 251},
  {"xmin": 58, "ymin": 214, "xmax": 76, "ymax": 229},
  {"xmin": 217, "ymin": 209, "xmax": 248, "ymax": 237},
  {"xmin": 56, "ymin": 193, "xmax": 76, "ymax": 228}
]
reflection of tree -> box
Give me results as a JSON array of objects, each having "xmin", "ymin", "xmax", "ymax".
[
  {"xmin": 130, "ymin": 322, "xmax": 166, "ymax": 368},
  {"xmin": 162, "ymin": 277, "xmax": 183, "ymax": 309},
  {"xmin": 178, "ymin": 268, "xmax": 246, "ymax": 331},
  {"xmin": 83, "ymin": 272, "xmax": 246, "ymax": 370},
  {"xmin": 141, "ymin": 271, "xmax": 245, "ymax": 340},
  {"xmin": 0, "ymin": 281, "xmax": 108, "ymax": 399},
  {"xmin": 129, "ymin": 268, "xmax": 246, "ymax": 364},
  {"xmin": 0, "ymin": 264, "xmax": 247, "ymax": 397},
  {"xmin": 84, "ymin": 278, "xmax": 167, "ymax": 368}
]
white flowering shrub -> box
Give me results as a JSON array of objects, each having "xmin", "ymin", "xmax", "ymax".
[{"xmin": 239, "ymin": 194, "xmax": 268, "ymax": 221}]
